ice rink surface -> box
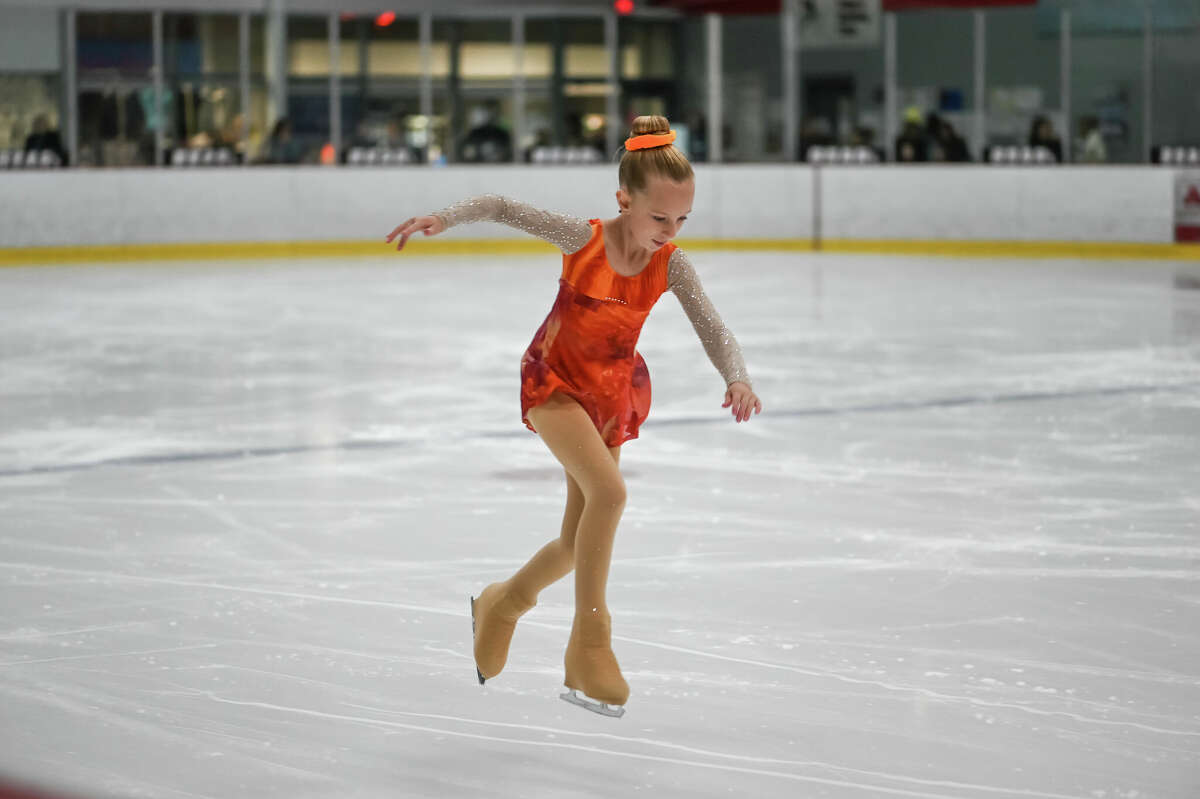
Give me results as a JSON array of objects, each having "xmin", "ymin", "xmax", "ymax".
[{"xmin": 1, "ymin": 251, "xmax": 1199, "ymax": 799}]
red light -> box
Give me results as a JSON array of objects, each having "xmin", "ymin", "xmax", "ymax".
[
  {"xmin": 614, "ymin": 0, "xmax": 634, "ymax": 15},
  {"xmin": 375, "ymin": 11, "xmax": 396, "ymax": 27}
]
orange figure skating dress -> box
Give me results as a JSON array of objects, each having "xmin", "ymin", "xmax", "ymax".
[
  {"xmin": 431, "ymin": 195, "xmax": 751, "ymax": 444},
  {"xmin": 520, "ymin": 219, "xmax": 671, "ymax": 447}
]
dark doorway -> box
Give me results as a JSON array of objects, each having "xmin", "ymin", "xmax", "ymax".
[{"xmin": 803, "ymin": 75, "xmax": 855, "ymax": 151}]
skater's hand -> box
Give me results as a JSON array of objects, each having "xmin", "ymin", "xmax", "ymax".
[
  {"xmin": 723, "ymin": 382, "xmax": 761, "ymax": 423},
  {"xmin": 385, "ymin": 214, "xmax": 445, "ymax": 251}
]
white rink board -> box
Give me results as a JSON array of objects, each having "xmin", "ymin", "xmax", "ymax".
[
  {"xmin": 0, "ymin": 164, "xmax": 1181, "ymax": 248},
  {"xmin": 821, "ymin": 166, "xmax": 1176, "ymax": 243}
]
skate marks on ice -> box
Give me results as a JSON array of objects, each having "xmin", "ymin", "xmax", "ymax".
[
  {"xmin": 159, "ymin": 691, "xmax": 1089, "ymax": 799},
  {"xmin": 5, "ymin": 555, "xmax": 1194, "ymax": 740},
  {"xmin": 2, "ymin": 254, "xmax": 1200, "ymax": 798},
  {"xmin": 3, "ymin": 377, "xmax": 1198, "ymax": 479},
  {"xmin": 4, "ymin": 545, "xmax": 1193, "ymax": 799}
]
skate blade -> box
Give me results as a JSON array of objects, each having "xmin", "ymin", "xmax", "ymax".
[
  {"xmin": 470, "ymin": 596, "xmax": 484, "ymax": 685},
  {"xmin": 560, "ymin": 688, "xmax": 625, "ymax": 718}
]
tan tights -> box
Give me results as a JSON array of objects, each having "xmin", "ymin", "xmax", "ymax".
[{"xmin": 511, "ymin": 393, "xmax": 625, "ymax": 618}]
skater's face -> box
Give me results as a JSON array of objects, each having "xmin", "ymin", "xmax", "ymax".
[{"xmin": 616, "ymin": 176, "xmax": 694, "ymax": 251}]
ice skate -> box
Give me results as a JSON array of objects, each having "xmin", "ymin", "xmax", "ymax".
[
  {"xmin": 470, "ymin": 581, "xmax": 535, "ymax": 683},
  {"xmin": 560, "ymin": 610, "xmax": 628, "ymax": 718}
]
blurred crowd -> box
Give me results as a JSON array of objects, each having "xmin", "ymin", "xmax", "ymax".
[
  {"xmin": 12, "ymin": 102, "xmax": 1121, "ymax": 168},
  {"xmin": 796, "ymin": 106, "xmax": 1111, "ymax": 165}
]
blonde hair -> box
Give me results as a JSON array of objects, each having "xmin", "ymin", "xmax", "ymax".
[{"xmin": 618, "ymin": 115, "xmax": 694, "ymax": 193}]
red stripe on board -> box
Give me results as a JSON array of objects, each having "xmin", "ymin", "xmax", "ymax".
[{"xmin": 1176, "ymin": 225, "xmax": 1200, "ymax": 243}]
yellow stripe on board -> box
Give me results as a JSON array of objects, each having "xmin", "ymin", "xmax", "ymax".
[
  {"xmin": 2, "ymin": 237, "xmax": 1198, "ymax": 266},
  {"xmin": 0, "ymin": 238, "xmax": 559, "ymax": 266},
  {"xmin": 819, "ymin": 238, "xmax": 1200, "ymax": 260}
]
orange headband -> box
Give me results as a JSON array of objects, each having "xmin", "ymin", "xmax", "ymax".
[{"xmin": 624, "ymin": 130, "xmax": 677, "ymax": 151}]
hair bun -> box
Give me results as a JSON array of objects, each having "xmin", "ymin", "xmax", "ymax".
[{"xmin": 630, "ymin": 114, "xmax": 671, "ymax": 137}]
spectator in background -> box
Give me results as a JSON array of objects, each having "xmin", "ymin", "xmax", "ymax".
[
  {"xmin": 460, "ymin": 102, "xmax": 512, "ymax": 163},
  {"xmin": 523, "ymin": 127, "xmax": 552, "ymax": 163},
  {"xmin": 894, "ymin": 107, "xmax": 928, "ymax": 162},
  {"xmin": 849, "ymin": 126, "xmax": 885, "ymax": 162},
  {"xmin": 686, "ymin": 111, "xmax": 708, "ymax": 162},
  {"xmin": 220, "ymin": 113, "xmax": 247, "ymax": 163},
  {"xmin": 386, "ymin": 115, "xmax": 426, "ymax": 164},
  {"xmin": 926, "ymin": 112, "xmax": 946, "ymax": 161},
  {"xmin": 342, "ymin": 119, "xmax": 377, "ymax": 163},
  {"xmin": 925, "ymin": 113, "xmax": 970, "ymax": 163},
  {"xmin": 23, "ymin": 114, "xmax": 68, "ymax": 166},
  {"xmin": 1077, "ymin": 116, "xmax": 1107, "ymax": 163},
  {"xmin": 10, "ymin": 120, "xmax": 28, "ymax": 151},
  {"xmin": 137, "ymin": 76, "xmax": 174, "ymax": 165},
  {"xmin": 1028, "ymin": 115, "xmax": 1063, "ymax": 162},
  {"xmin": 799, "ymin": 116, "xmax": 834, "ymax": 162},
  {"xmin": 936, "ymin": 118, "xmax": 971, "ymax": 162},
  {"xmin": 265, "ymin": 118, "xmax": 302, "ymax": 164}
]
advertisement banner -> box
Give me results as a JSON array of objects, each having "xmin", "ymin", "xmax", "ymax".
[{"xmin": 1177, "ymin": 170, "xmax": 1200, "ymax": 243}]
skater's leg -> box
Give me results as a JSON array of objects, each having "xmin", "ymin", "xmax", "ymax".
[
  {"xmin": 508, "ymin": 448, "xmax": 620, "ymax": 598},
  {"xmin": 472, "ymin": 414, "xmax": 619, "ymax": 683},
  {"xmin": 524, "ymin": 395, "xmax": 626, "ymax": 621},
  {"xmin": 506, "ymin": 472, "xmax": 582, "ymax": 597},
  {"xmin": 525, "ymin": 394, "xmax": 629, "ymax": 708}
]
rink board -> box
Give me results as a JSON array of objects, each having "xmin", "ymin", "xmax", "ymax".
[{"xmin": 0, "ymin": 165, "xmax": 1192, "ymax": 255}]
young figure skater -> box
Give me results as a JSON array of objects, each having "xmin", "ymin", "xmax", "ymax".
[{"xmin": 385, "ymin": 115, "xmax": 761, "ymax": 718}]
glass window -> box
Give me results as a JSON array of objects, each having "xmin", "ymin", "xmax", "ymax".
[
  {"xmin": 246, "ymin": 16, "xmax": 269, "ymax": 165},
  {"xmin": 163, "ymin": 13, "xmax": 255, "ymax": 162},
  {"xmin": 288, "ymin": 15, "xmax": 330, "ymax": 77},
  {"xmin": 459, "ymin": 20, "xmax": 514, "ymax": 80},
  {"xmin": 1150, "ymin": 2, "xmax": 1199, "ymax": 161},
  {"xmin": 76, "ymin": 12, "xmax": 154, "ymax": 166},
  {"xmin": 620, "ymin": 18, "xmax": 674, "ymax": 80},
  {"xmin": 0, "ymin": 7, "xmax": 64, "ymax": 161},
  {"xmin": 797, "ymin": 39, "xmax": 885, "ymax": 162},
  {"xmin": 520, "ymin": 35, "xmax": 553, "ymax": 80},
  {"xmin": 524, "ymin": 18, "xmax": 610, "ymax": 161},
  {"xmin": 671, "ymin": 17, "xmax": 713, "ymax": 162},
  {"xmin": 985, "ymin": 5, "xmax": 1062, "ymax": 162},
  {"xmin": 0, "ymin": 75, "xmax": 62, "ymax": 159},
  {"xmin": 895, "ymin": 8, "xmax": 975, "ymax": 162},
  {"xmin": 284, "ymin": 14, "xmax": 332, "ymax": 163},
  {"xmin": 564, "ymin": 19, "xmax": 607, "ymax": 79},
  {"xmin": 338, "ymin": 15, "xmax": 430, "ymax": 164},
  {"xmin": 620, "ymin": 18, "xmax": 681, "ymax": 150},
  {"xmin": 723, "ymin": 14, "xmax": 784, "ymax": 161},
  {"xmin": 370, "ymin": 18, "xmax": 444, "ymax": 78},
  {"xmin": 1064, "ymin": 9, "xmax": 1145, "ymax": 164},
  {"xmin": 453, "ymin": 20, "xmax": 515, "ymax": 163}
]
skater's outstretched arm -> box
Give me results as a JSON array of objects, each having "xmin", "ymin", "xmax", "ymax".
[
  {"xmin": 386, "ymin": 194, "xmax": 592, "ymax": 254},
  {"xmin": 667, "ymin": 248, "xmax": 762, "ymax": 423}
]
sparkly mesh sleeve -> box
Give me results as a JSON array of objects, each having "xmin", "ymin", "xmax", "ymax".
[
  {"xmin": 430, "ymin": 194, "xmax": 593, "ymax": 254},
  {"xmin": 667, "ymin": 248, "xmax": 752, "ymax": 388}
]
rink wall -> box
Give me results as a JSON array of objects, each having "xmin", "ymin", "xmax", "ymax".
[{"xmin": 1, "ymin": 165, "xmax": 1196, "ymax": 263}]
